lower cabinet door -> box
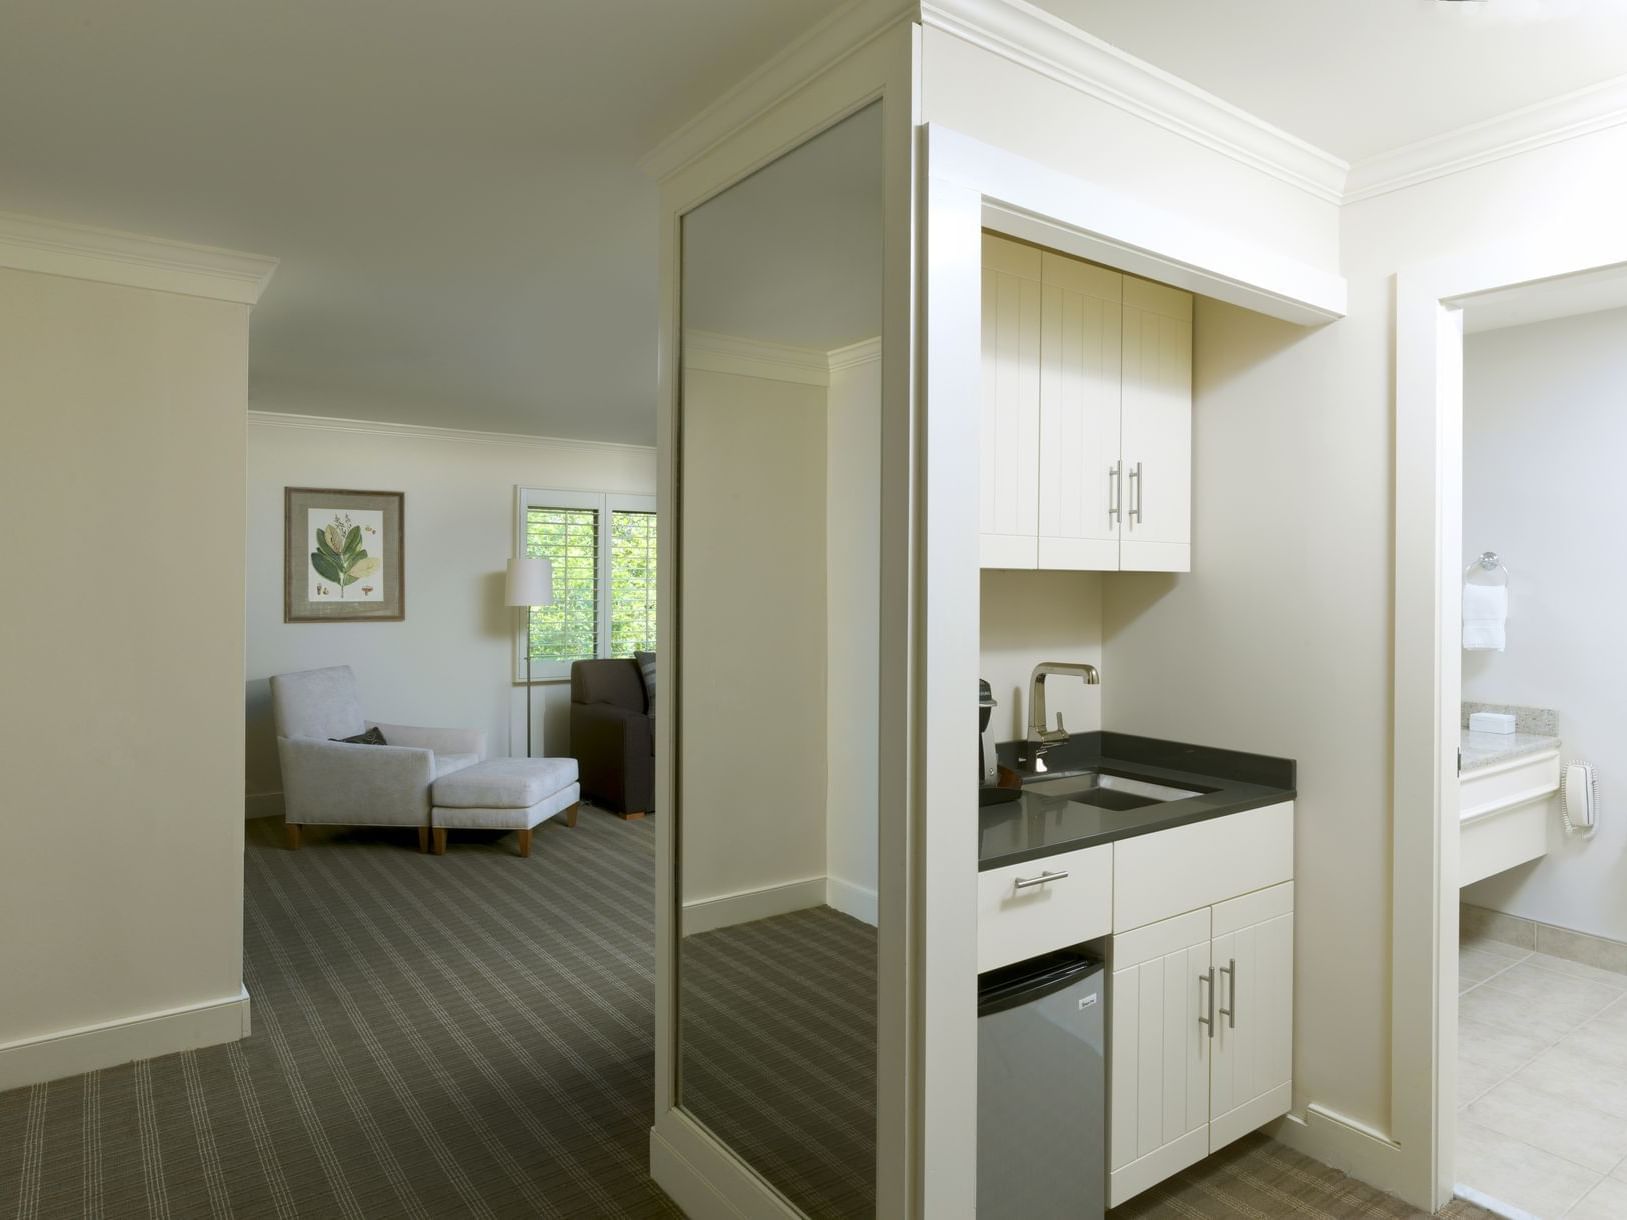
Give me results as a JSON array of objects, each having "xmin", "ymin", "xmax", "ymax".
[
  {"xmin": 1107, "ymin": 910, "xmax": 1212, "ymax": 1206},
  {"xmin": 1209, "ymin": 883, "xmax": 1294, "ymax": 1150}
]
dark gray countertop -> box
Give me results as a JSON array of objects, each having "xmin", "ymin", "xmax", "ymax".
[{"xmin": 979, "ymin": 732, "xmax": 1297, "ymax": 872}]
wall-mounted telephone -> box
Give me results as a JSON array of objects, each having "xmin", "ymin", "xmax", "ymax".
[{"xmin": 1562, "ymin": 762, "xmax": 1598, "ymax": 837}]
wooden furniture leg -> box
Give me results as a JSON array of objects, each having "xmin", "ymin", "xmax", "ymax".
[
  {"xmin": 285, "ymin": 822, "xmax": 301, "ymax": 851},
  {"xmin": 618, "ymin": 810, "xmax": 646, "ymax": 821},
  {"xmin": 563, "ymin": 802, "xmax": 579, "ymax": 828},
  {"xmin": 417, "ymin": 826, "xmax": 429, "ymax": 854},
  {"xmin": 517, "ymin": 828, "xmax": 532, "ymax": 858},
  {"xmin": 432, "ymin": 828, "xmax": 447, "ymax": 855}
]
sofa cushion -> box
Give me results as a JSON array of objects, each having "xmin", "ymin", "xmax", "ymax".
[
  {"xmin": 433, "ymin": 752, "xmax": 481, "ymax": 779},
  {"xmin": 432, "ymin": 757, "xmax": 579, "ymax": 809},
  {"xmin": 635, "ymin": 651, "xmax": 656, "ymax": 709},
  {"xmin": 571, "ymin": 658, "xmax": 647, "ymax": 713},
  {"xmin": 272, "ymin": 665, "xmax": 366, "ymax": 741},
  {"xmin": 432, "ymin": 782, "xmax": 581, "ymax": 831}
]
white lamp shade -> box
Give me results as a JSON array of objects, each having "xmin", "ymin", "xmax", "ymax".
[{"xmin": 505, "ymin": 556, "xmax": 554, "ymax": 607}]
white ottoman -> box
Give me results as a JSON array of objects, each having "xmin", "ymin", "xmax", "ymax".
[{"xmin": 430, "ymin": 757, "xmax": 580, "ymax": 857}]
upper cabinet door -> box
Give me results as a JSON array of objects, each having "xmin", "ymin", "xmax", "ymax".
[
  {"xmin": 1038, "ymin": 252, "xmax": 1122, "ymax": 570},
  {"xmin": 981, "ymin": 235, "xmax": 1042, "ymax": 569},
  {"xmin": 1120, "ymin": 276, "xmax": 1193, "ymax": 572}
]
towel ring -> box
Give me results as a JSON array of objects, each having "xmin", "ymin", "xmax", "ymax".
[{"xmin": 1465, "ymin": 551, "xmax": 1510, "ymax": 587}]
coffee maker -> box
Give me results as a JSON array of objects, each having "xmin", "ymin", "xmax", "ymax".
[{"xmin": 980, "ymin": 680, "xmax": 1020, "ymax": 805}]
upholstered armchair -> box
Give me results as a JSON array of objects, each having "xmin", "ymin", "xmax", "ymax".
[
  {"xmin": 271, "ymin": 665, "xmax": 485, "ymax": 850},
  {"xmin": 570, "ymin": 658, "xmax": 653, "ymax": 819}
]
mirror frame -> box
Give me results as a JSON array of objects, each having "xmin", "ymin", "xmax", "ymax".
[{"xmin": 649, "ymin": 19, "xmax": 921, "ymax": 1220}]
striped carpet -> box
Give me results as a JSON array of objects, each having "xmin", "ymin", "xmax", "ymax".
[
  {"xmin": 682, "ymin": 906, "xmax": 877, "ymax": 1219},
  {"xmin": 0, "ymin": 811, "xmax": 681, "ymax": 1220},
  {"xmin": 0, "ymin": 809, "xmax": 1494, "ymax": 1220}
]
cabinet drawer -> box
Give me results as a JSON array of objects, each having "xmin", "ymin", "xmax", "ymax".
[
  {"xmin": 978, "ymin": 844, "xmax": 1112, "ymax": 972},
  {"xmin": 1113, "ymin": 802, "xmax": 1293, "ymax": 933}
]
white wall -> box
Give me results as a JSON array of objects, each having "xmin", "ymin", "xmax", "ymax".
[
  {"xmin": 245, "ymin": 409, "xmax": 655, "ymax": 816},
  {"xmin": 680, "ymin": 367, "xmax": 830, "ymax": 912},
  {"xmin": 0, "ymin": 265, "xmax": 251, "ymax": 1084},
  {"xmin": 827, "ymin": 352, "xmax": 882, "ymax": 922},
  {"xmin": 1099, "ymin": 117, "xmax": 1627, "ymax": 1176},
  {"xmin": 1460, "ymin": 307, "xmax": 1627, "ymax": 939},
  {"xmin": 1103, "ymin": 293, "xmax": 1386, "ymax": 1128},
  {"xmin": 982, "ymin": 570, "xmax": 1104, "ymax": 742}
]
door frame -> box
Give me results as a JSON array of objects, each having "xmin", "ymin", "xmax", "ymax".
[{"xmin": 1392, "ymin": 237, "xmax": 1627, "ymax": 1210}]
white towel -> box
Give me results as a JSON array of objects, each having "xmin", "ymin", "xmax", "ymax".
[{"xmin": 1463, "ymin": 584, "xmax": 1507, "ymax": 651}]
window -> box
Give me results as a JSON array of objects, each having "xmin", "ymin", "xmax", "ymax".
[{"xmin": 516, "ymin": 488, "xmax": 657, "ymax": 679}]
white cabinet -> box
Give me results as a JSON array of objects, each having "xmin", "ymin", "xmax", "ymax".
[
  {"xmin": 1106, "ymin": 863, "xmax": 1295, "ymax": 1206},
  {"xmin": 976, "ymin": 843, "xmax": 1112, "ymax": 973},
  {"xmin": 1120, "ymin": 277, "xmax": 1193, "ymax": 572},
  {"xmin": 980, "ymin": 236, "xmax": 1042, "ymax": 569},
  {"xmin": 1209, "ymin": 884, "xmax": 1294, "ymax": 1149},
  {"xmin": 981, "ymin": 234, "xmax": 1192, "ymax": 572},
  {"xmin": 1108, "ymin": 909, "xmax": 1213, "ymax": 1203},
  {"xmin": 1037, "ymin": 251, "xmax": 1122, "ymax": 570}
]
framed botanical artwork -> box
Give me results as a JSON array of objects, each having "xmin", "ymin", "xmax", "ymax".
[{"xmin": 284, "ymin": 488, "xmax": 405, "ymax": 622}]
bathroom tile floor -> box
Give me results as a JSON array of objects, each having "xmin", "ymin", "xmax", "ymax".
[{"xmin": 1457, "ymin": 935, "xmax": 1627, "ymax": 1217}]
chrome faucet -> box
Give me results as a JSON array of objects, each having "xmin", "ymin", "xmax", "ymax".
[{"xmin": 1026, "ymin": 662, "xmax": 1100, "ymax": 748}]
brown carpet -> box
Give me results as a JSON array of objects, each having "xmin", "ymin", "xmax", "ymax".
[
  {"xmin": 0, "ymin": 810, "xmax": 1494, "ymax": 1219},
  {"xmin": 681, "ymin": 906, "xmax": 877, "ymax": 1219},
  {"xmin": 1111, "ymin": 1134, "xmax": 1496, "ymax": 1219}
]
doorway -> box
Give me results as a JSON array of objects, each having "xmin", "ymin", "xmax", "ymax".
[{"xmin": 1393, "ymin": 251, "xmax": 1627, "ymax": 1213}]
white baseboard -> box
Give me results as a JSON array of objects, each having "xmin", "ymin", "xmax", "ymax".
[
  {"xmin": 0, "ymin": 984, "xmax": 251, "ymax": 1092},
  {"xmin": 826, "ymin": 876, "xmax": 878, "ymax": 926},
  {"xmin": 1272, "ymin": 1103, "xmax": 1412, "ymax": 1203},
  {"xmin": 681, "ymin": 876, "xmax": 826, "ymax": 937},
  {"xmin": 245, "ymin": 790, "xmax": 284, "ymax": 820},
  {"xmin": 650, "ymin": 1111, "xmax": 800, "ymax": 1219},
  {"xmin": 1453, "ymin": 1183, "xmax": 1537, "ymax": 1220}
]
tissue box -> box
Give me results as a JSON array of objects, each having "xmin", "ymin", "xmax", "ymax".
[{"xmin": 1468, "ymin": 712, "xmax": 1517, "ymax": 735}]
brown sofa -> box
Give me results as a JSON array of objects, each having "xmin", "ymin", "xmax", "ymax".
[{"xmin": 569, "ymin": 658, "xmax": 653, "ymax": 819}]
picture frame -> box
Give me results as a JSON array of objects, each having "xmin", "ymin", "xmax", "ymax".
[{"xmin": 284, "ymin": 487, "xmax": 405, "ymax": 622}]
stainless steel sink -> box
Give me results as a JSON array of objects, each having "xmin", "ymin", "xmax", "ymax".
[{"xmin": 1023, "ymin": 770, "xmax": 1209, "ymax": 812}]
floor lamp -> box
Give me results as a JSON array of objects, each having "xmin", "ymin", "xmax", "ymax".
[{"xmin": 506, "ymin": 556, "xmax": 554, "ymax": 758}]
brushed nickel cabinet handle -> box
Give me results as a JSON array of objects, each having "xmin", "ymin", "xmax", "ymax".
[
  {"xmin": 1198, "ymin": 967, "xmax": 1216, "ymax": 1038},
  {"xmin": 1108, "ymin": 461, "xmax": 1122, "ymax": 527},
  {"xmin": 1219, "ymin": 958, "xmax": 1236, "ymax": 1029},
  {"xmin": 1130, "ymin": 461, "xmax": 1144, "ymax": 525},
  {"xmin": 1013, "ymin": 869, "xmax": 1070, "ymax": 890}
]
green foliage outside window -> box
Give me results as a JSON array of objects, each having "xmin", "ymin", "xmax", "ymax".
[
  {"xmin": 609, "ymin": 511, "xmax": 657, "ymax": 657},
  {"xmin": 524, "ymin": 505, "xmax": 657, "ymax": 663}
]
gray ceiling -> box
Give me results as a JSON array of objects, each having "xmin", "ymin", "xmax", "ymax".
[
  {"xmin": 0, "ymin": 0, "xmax": 838, "ymax": 446},
  {"xmin": 7, "ymin": 2, "xmax": 1627, "ymax": 446}
]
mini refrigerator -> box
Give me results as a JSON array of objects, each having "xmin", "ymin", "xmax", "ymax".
[{"xmin": 977, "ymin": 949, "xmax": 1105, "ymax": 1219}]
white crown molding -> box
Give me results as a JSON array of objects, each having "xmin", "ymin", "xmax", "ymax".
[
  {"xmin": 247, "ymin": 410, "xmax": 655, "ymax": 456},
  {"xmin": 639, "ymin": 0, "xmax": 914, "ymax": 182},
  {"xmin": 1344, "ymin": 74, "xmax": 1627, "ymax": 204},
  {"xmin": 0, "ymin": 211, "xmax": 277, "ymax": 305},
  {"xmin": 919, "ymin": 0, "xmax": 1349, "ymax": 205},
  {"xmin": 827, "ymin": 335, "xmax": 883, "ymax": 372},
  {"xmin": 684, "ymin": 330, "xmax": 883, "ymax": 384},
  {"xmin": 683, "ymin": 330, "xmax": 834, "ymax": 386}
]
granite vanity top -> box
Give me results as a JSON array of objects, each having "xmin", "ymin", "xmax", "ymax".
[
  {"xmin": 979, "ymin": 732, "xmax": 1296, "ymax": 872},
  {"xmin": 1459, "ymin": 702, "xmax": 1561, "ymax": 773},
  {"xmin": 1459, "ymin": 729, "xmax": 1562, "ymax": 773}
]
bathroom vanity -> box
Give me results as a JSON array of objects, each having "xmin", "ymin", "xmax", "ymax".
[
  {"xmin": 978, "ymin": 733, "xmax": 1296, "ymax": 1208},
  {"xmin": 1459, "ymin": 705, "xmax": 1562, "ymax": 886}
]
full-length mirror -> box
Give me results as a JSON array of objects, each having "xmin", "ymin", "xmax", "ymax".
[{"xmin": 676, "ymin": 103, "xmax": 883, "ymax": 1217}]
